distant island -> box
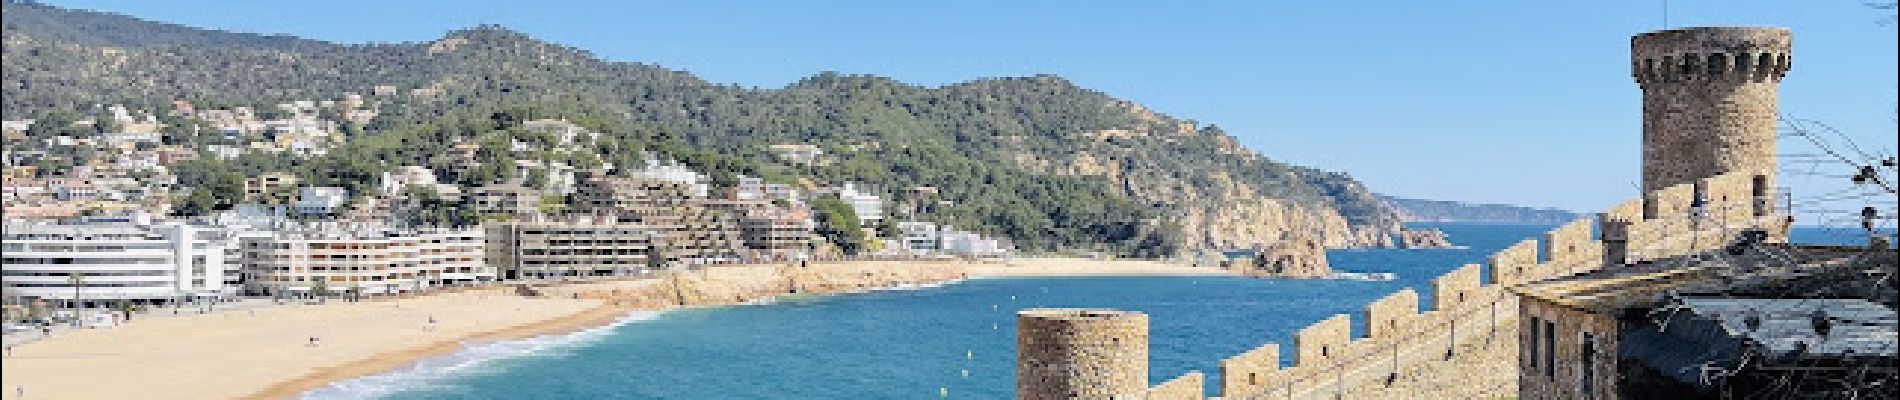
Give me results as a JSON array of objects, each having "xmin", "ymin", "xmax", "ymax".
[{"xmin": 1379, "ymin": 195, "xmax": 1580, "ymax": 224}]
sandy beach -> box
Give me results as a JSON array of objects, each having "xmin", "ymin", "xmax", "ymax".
[
  {"xmin": 1, "ymin": 289, "xmax": 611, "ymax": 400},
  {"xmin": 0, "ymin": 258, "xmax": 1228, "ymax": 399}
]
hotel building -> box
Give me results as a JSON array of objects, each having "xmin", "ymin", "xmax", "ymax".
[{"xmin": 1, "ymin": 220, "xmax": 240, "ymax": 306}]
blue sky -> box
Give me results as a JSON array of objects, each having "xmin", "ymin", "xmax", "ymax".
[{"xmin": 41, "ymin": 0, "xmax": 1900, "ymax": 217}]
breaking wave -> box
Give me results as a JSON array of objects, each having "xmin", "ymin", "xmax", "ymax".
[{"xmin": 298, "ymin": 311, "xmax": 663, "ymax": 400}]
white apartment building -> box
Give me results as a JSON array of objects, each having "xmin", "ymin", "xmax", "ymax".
[
  {"xmin": 733, "ymin": 176, "xmax": 801, "ymax": 203},
  {"xmin": 941, "ymin": 229, "xmax": 1008, "ymax": 257},
  {"xmin": 896, "ymin": 221, "xmax": 940, "ymax": 254},
  {"xmin": 1, "ymin": 221, "xmax": 241, "ymax": 306},
  {"xmin": 241, "ymin": 228, "xmax": 490, "ymax": 297},
  {"xmin": 628, "ymin": 156, "xmax": 710, "ymax": 197},
  {"xmin": 295, "ymin": 187, "xmax": 349, "ymax": 215},
  {"xmin": 838, "ymin": 182, "xmax": 884, "ymax": 227}
]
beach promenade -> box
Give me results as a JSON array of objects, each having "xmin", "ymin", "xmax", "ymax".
[{"xmin": 0, "ymin": 258, "xmax": 1224, "ymax": 399}]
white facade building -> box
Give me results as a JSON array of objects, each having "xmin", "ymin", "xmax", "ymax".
[
  {"xmin": 295, "ymin": 187, "xmax": 349, "ymax": 215},
  {"xmin": 1, "ymin": 221, "xmax": 241, "ymax": 305},
  {"xmin": 838, "ymin": 182, "xmax": 884, "ymax": 227},
  {"xmin": 940, "ymin": 229, "xmax": 1008, "ymax": 257},
  {"xmin": 629, "ymin": 156, "xmax": 710, "ymax": 197},
  {"xmin": 896, "ymin": 221, "xmax": 940, "ymax": 254}
]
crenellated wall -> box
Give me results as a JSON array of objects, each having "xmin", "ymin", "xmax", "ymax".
[{"xmin": 1149, "ymin": 171, "xmax": 1787, "ymax": 399}]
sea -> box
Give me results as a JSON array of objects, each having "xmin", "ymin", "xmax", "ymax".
[{"xmin": 304, "ymin": 223, "xmax": 1882, "ymax": 399}]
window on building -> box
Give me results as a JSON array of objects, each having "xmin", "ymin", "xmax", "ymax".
[
  {"xmin": 1544, "ymin": 320, "xmax": 1556, "ymax": 378},
  {"xmin": 1581, "ymin": 332, "xmax": 1596, "ymax": 399},
  {"xmin": 1528, "ymin": 316, "xmax": 1541, "ymax": 374}
]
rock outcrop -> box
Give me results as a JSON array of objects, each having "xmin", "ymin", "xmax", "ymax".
[{"xmin": 1397, "ymin": 228, "xmax": 1455, "ymax": 249}]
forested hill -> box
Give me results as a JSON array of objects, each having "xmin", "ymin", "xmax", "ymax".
[
  {"xmin": 1, "ymin": 1, "xmax": 1402, "ymax": 255},
  {"xmin": 1380, "ymin": 195, "xmax": 1580, "ymax": 225}
]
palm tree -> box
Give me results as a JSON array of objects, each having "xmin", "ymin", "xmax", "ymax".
[
  {"xmin": 67, "ymin": 272, "xmax": 83, "ymax": 328},
  {"xmin": 311, "ymin": 279, "xmax": 331, "ymax": 303}
]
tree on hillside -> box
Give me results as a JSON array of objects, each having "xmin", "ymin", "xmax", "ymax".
[{"xmin": 811, "ymin": 195, "xmax": 865, "ymax": 255}]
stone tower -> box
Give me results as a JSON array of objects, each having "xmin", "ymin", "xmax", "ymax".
[
  {"xmin": 1631, "ymin": 27, "xmax": 1791, "ymax": 193},
  {"xmin": 1016, "ymin": 308, "xmax": 1149, "ymax": 400}
]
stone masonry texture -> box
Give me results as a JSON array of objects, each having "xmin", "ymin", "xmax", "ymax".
[
  {"xmin": 1632, "ymin": 27, "xmax": 1789, "ymax": 193},
  {"xmin": 1017, "ymin": 308, "xmax": 1150, "ymax": 400}
]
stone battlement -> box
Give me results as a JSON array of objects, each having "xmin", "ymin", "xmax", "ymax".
[
  {"xmin": 1631, "ymin": 27, "xmax": 1791, "ymax": 86},
  {"xmin": 1148, "ymin": 171, "xmax": 1791, "ymax": 399}
]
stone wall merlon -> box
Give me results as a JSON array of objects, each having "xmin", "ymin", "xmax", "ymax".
[
  {"xmin": 1487, "ymin": 240, "xmax": 1538, "ymax": 286},
  {"xmin": 1219, "ymin": 343, "xmax": 1279, "ymax": 398},
  {"xmin": 1602, "ymin": 198, "xmax": 1643, "ymax": 222},
  {"xmin": 1541, "ymin": 219, "xmax": 1600, "ymax": 266},
  {"xmin": 1149, "ymin": 371, "xmax": 1206, "ymax": 400},
  {"xmin": 1294, "ymin": 314, "xmax": 1352, "ymax": 368},
  {"xmin": 1644, "ymin": 181, "xmax": 1698, "ymax": 220},
  {"xmin": 1363, "ymin": 288, "xmax": 1421, "ymax": 339},
  {"xmin": 1434, "ymin": 264, "xmax": 1484, "ymax": 311}
]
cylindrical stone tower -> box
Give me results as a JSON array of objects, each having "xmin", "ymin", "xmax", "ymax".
[
  {"xmin": 1631, "ymin": 27, "xmax": 1791, "ymax": 193},
  {"xmin": 1016, "ymin": 308, "xmax": 1149, "ymax": 400}
]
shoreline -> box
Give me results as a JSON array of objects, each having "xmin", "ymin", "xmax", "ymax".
[{"xmin": 241, "ymin": 303, "xmax": 632, "ymax": 400}]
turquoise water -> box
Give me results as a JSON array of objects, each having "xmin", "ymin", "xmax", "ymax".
[{"xmin": 316, "ymin": 224, "xmax": 1873, "ymax": 399}]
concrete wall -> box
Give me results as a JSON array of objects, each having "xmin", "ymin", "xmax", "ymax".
[
  {"xmin": 1294, "ymin": 314, "xmax": 1352, "ymax": 368},
  {"xmin": 1363, "ymin": 288, "xmax": 1420, "ymax": 339},
  {"xmin": 1149, "ymin": 371, "xmax": 1205, "ymax": 400},
  {"xmin": 1219, "ymin": 343, "xmax": 1279, "ymax": 397}
]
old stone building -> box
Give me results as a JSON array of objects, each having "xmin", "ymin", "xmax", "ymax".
[{"xmin": 1514, "ymin": 246, "xmax": 1895, "ymax": 399}]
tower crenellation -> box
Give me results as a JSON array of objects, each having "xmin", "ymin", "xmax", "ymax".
[{"xmin": 1631, "ymin": 27, "xmax": 1791, "ymax": 194}]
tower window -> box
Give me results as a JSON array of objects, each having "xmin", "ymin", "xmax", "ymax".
[{"xmin": 1528, "ymin": 316, "xmax": 1541, "ymax": 373}]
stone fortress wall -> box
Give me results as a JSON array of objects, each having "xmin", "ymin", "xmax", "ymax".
[
  {"xmin": 1137, "ymin": 170, "xmax": 1787, "ymax": 399},
  {"xmin": 1114, "ymin": 26, "xmax": 1796, "ymax": 399}
]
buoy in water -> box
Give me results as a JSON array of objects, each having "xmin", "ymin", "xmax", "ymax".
[
  {"xmin": 940, "ymin": 387, "xmax": 948, "ymax": 397},
  {"xmin": 992, "ymin": 323, "xmax": 998, "ymax": 330},
  {"xmin": 967, "ymin": 350, "xmax": 973, "ymax": 359},
  {"xmin": 962, "ymin": 369, "xmax": 970, "ymax": 378}
]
